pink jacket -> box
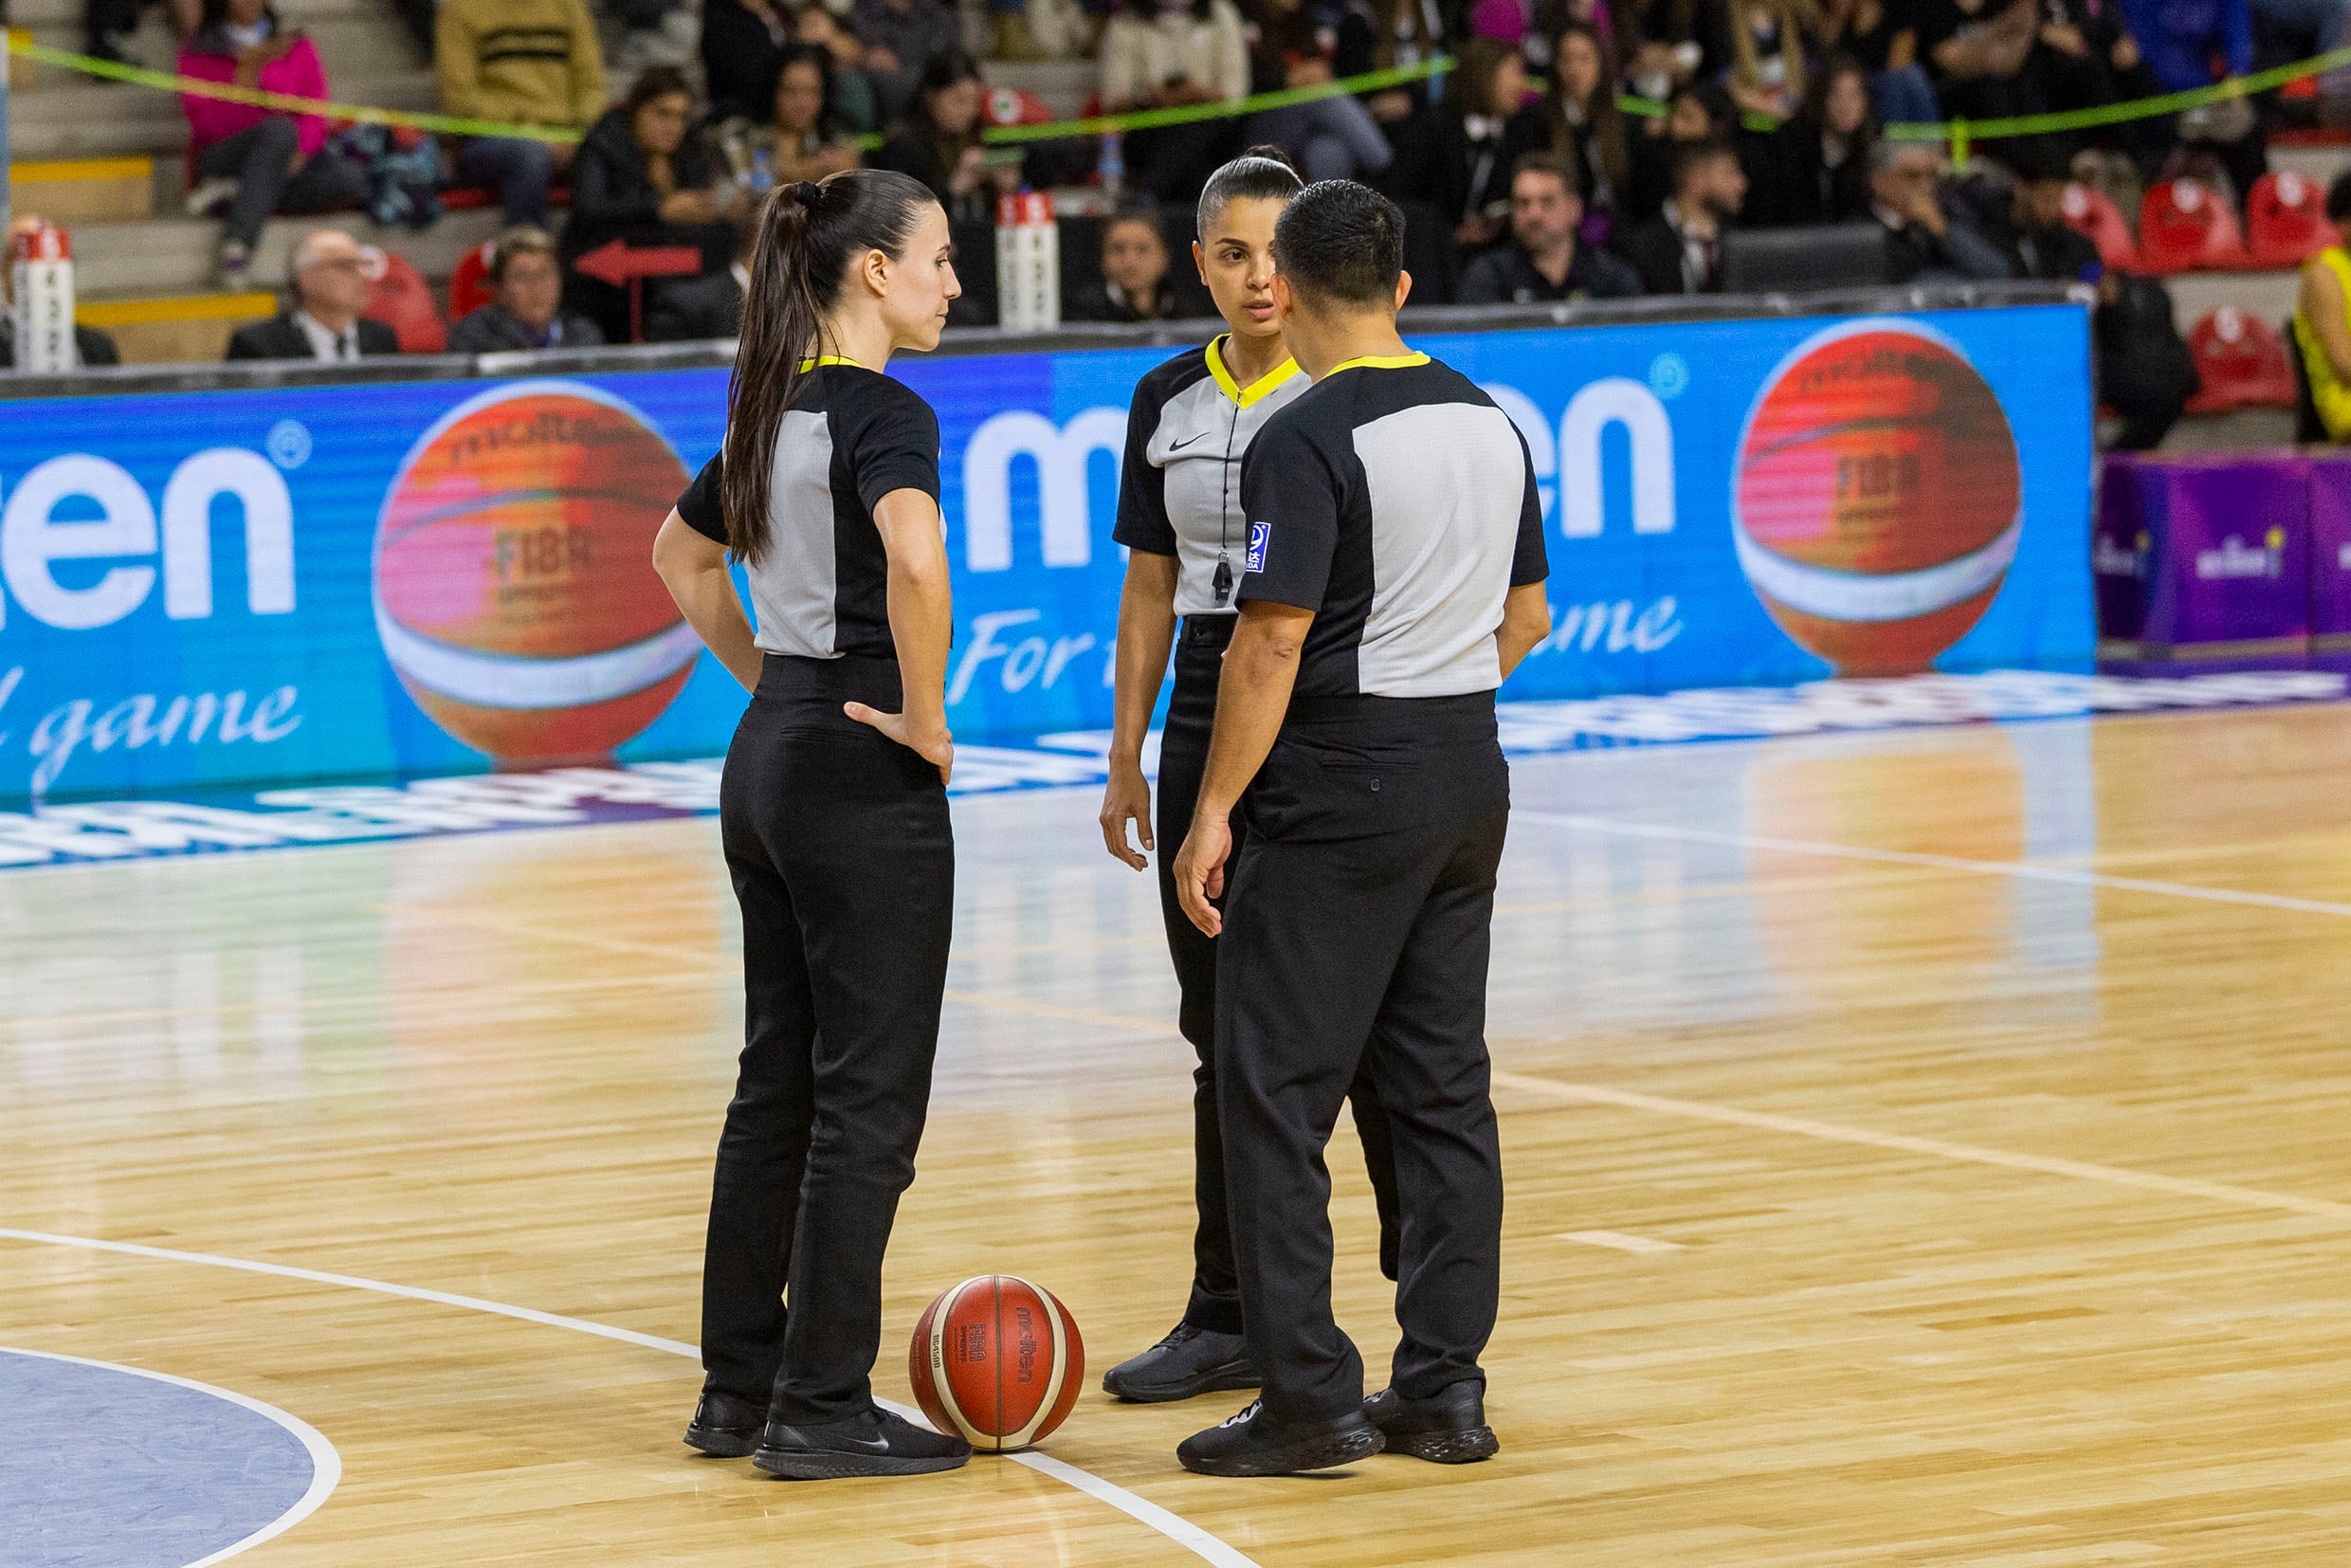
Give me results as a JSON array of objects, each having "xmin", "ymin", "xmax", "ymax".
[{"xmin": 178, "ymin": 33, "xmax": 334, "ymax": 160}]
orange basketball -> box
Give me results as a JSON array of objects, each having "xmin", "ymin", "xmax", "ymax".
[
  {"xmin": 909, "ymin": 1275, "xmax": 1084, "ymax": 1452},
  {"xmin": 1733, "ymin": 322, "xmax": 2023, "ymax": 676},
  {"xmin": 373, "ymin": 381, "xmax": 700, "ymax": 765}
]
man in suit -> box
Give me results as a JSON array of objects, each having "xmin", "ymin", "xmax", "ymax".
[
  {"xmin": 1868, "ymin": 140, "xmax": 2013, "ymax": 284},
  {"xmin": 1457, "ymin": 155, "xmax": 1643, "ymax": 305},
  {"xmin": 1612, "ymin": 139, "xmax": 1747, "ymax": 295},
  {"xmin": 447, "ymin": 226, "xmax": 607, "ymax": 353},
  {"xmin": 647, "ymin": 224, "xmax": 751, "ymax": 342},
  {"xmin": 226, "ymin": 229, "xmax": 402, "ymax": 362}
]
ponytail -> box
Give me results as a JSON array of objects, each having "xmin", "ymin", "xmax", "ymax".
[{"xmin": 721, "ymin": 169, "xmax": 938, "ymax": 564}]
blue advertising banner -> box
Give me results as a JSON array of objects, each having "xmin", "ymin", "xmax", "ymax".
[{"xmin": 0, "ymin": 303, "xmax": 2093, "ymax": 803}]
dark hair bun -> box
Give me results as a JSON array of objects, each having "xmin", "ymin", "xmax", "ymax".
[{"xmin": 1238, "ymin": 145, "xmax": 1298, "ymax": 172}]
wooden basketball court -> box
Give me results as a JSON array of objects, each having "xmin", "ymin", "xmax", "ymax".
[{"xmin": 8, "ymin": 701, "xmax": 2351, "ymax": 1564}]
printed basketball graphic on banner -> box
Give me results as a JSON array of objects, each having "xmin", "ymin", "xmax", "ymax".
[
  {"xmin": 374, "ymin": 381, "xmax": 699, "ymax": 764},
  {"xmin": 1731, "ymin": 319, "xmax": 2022, "ymax": 675}
]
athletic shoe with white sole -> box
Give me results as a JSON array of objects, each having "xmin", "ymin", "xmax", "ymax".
[{"xmin": 753, "ymin": 1405, "xmax": 972, "ymax": 1480}]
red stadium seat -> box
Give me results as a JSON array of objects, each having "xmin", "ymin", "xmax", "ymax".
[
  {"xmin": 2184, "ymin": 307, "xmax": 2298, "ymax": 413},
  {"xmin": 2248, "ymin": 171, "xmax": 2341, "ymax": 269},
  {"xmin": 448, "ymin": 240, "xmax": 497, "ymax": 320},
  {"xmin": 362, "ymin": 246, "xmax": 447, "ymax": 355},
  {"xmin": 2138, "ymin": 179, "xmax": 2251, "ymax": 273},
  {"xmin": 2061, "ymin": 181, "xmax": 2138, "ymax": 271}
]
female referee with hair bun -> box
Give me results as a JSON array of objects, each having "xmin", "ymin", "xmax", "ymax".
[
  {"xmin": 1098, "ymin": 147, "xmax": 1401, "ymax": 1404},
  {"xmin": 651, "ymin": 170, "xmax": 969, "ymax": 1481}
]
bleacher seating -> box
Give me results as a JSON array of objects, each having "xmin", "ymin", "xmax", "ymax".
[
  {"xmin": 2063, "ymin": 182, "xmax": 2139, "ymax": 272},
  {"xmin": 2247, "ymin": 171, "xmax": 2340, "ymax": 269},
  {"xmin": 2140, "ymin": 180, "xmax": 2253, "ymax": 273},
  {"xmin": 448, "ymin": 242, "xmax": 499, "ymax": 321},
  {"xmin": 2185, "ymin": 307, "xmax": 2298, "ymax": 413},
  {"xmin": 364, "ymin": 248, "xmax": 447, "ymax": 354}
]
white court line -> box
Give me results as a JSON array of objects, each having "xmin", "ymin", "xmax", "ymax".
[
  {"xmin": 1517, "ymin": 811, "xmax": 2351, "ymax": 920},
  {"xmin": 1492, "ymin": 1073, "xmax": 2351, "ymax": 1224},
  {"xmin": 0, "ymin": 1228, "xmax": 1260, "ymax": 1568},
  {"xmin": 0, "ymin": 1343, "xmax": 342, "ymax": 1567},
  {"xmin": 1557, "ymin": 1231, "xmax": 1686, "ymax": 1254}
]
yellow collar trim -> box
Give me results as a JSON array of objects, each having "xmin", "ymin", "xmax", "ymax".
[
  {"xmin": 798, "ymin": 355, "xmax": 863, "ymax": 371},
  {"xmin": 1325, "ymin": 351, "xmax": 1430, "ymax": 374},
  {"xmin": 1205, "ymin": 335, "xmax": 1300, "ymax": 408}
]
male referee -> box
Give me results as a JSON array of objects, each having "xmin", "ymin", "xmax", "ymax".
[{"xmin": 1171, "ymin": 179, "xmax": 1553, "ymax": 1478}]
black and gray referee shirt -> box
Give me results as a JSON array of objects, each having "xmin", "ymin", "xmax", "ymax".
[
  {"xmin": 1237, "ymin": 352, "xmax": 1548, "ymax": 698},
  {"xmin": 1112, "ymin": 336, "xmax": 1308, "ymax": 615},
  {"xmin": 675, "ymin": 357, "xmax": 939, "ymax": 658}
]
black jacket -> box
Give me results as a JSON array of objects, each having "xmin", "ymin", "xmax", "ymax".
[
  {"xmin": 1458, "ymin": 240, "xmax": 1646, "ymax": 303},
  {"xmin": 565, "ymin": 108, "xmax": 728, "ymax": 254},
  {"xmin": 225, "ymin": 313, "xmax": 401, "ymax": 361},
  {"xmin": 701, "ymin": 0, "xmax": 791, "ymax": 123},
  {"xmin": 446, "ymin": 301, "xmax": 607, "ymax": 354},
  {"xmin": 1744, "ymin": 123, "xmax": 1870, "ymax": 228},
  {"xmin": 1379, "ymin": 107, "xmax": 1544, "ymax": 227},
  {"xmin": 647, "ymin": 269, "xmax": 747, "ymax": 341},
  {"xmin": 1613, "ymin": 213, "xmax": 1715, "ymax": 295},
  {"xmin": 0, "ymin": 319, "xmax": 120, "ymax": 369}
]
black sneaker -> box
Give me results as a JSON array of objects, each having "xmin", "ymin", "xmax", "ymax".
[
  {"xmin": 1176, "ymin": 1399, "xmax": 1383, "ymax": 1477},
  {"xmin": 1103, "ymin": 1322, "xmax": 1261, "ymax": 1403},
  {"xmin": 753, "ymin": 1406, "xmax": 972, "ymax": 1480},
  {"xmin": 1362, "ymin": 1382, "xmax": 1499, "ymax": 1464},
  {"xmin": 683, "ymin": 1389, "xmax": 764, "ymax": 1458}
]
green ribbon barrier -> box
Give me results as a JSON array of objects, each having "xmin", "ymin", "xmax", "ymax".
[{"xmin": 13, "ymin": 27, "xmax": 2351, "ymax": 166}]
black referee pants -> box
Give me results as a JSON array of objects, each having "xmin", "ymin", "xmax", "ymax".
[
  {"xmin": 1216, "ymin": 694, "xmax": 1509, "ymax": 1423},
  {"xmin": 1154, "ymin": 616, "xmax": 1402, "ymax": 1338},
  {"xmin": 702, "ymin": 653, "xmax": 955, "ymax": 1425}
]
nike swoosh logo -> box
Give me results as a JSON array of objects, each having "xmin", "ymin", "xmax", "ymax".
[
  {"xmin": 847, "ymin": 1434, "xmax": 891, "ymax": 1449},
  {"xmin": 1168, "ymin": 432, "xmax": 1210, "ymax": 451}
]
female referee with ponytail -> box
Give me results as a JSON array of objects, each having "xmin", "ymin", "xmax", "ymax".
[
  {"xmin": 1098, "ymin": 148, "xmax": 1401, "ymax": 1404},
  {"xmin": 652, "ymin": 170, "xmax": 968, "ymax": 1481}
]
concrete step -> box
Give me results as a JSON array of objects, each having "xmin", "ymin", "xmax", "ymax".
[
  {"xmin": 2164, "ymin": 269, "xmax": 2302, "ymax": 336},
  {"xmin": 9, "ymin": 155, "xmax": 156, "ymax": 221},
  {"xmin": 984, "ymin": 60, "xmax": 1097, "ymax": 121},
  {"xmin": 6, "ymin": 71, "xmax": 445, "ymax": 160},
  {"xmin": 71, "ymin": 208, "xmax": 505, "ymax": 296}
]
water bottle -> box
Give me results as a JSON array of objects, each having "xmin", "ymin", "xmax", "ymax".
[
  {"xmin": 749, "ymin": 146, "xmax": 775, "ymax": 195},
  {"xmin": 1096, "ymin": 130, "xmax": 1124, "ymax": 204}
]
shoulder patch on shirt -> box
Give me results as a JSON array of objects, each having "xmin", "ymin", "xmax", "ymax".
[{"xmin": 1246, "ymin": 520, "xmax": 1269, "ymax": 574}]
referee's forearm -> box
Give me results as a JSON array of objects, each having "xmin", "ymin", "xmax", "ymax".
[
  {"xmin": 1194, "ymin": 611, "xmax": 1304, "ymax": 823},
  {"xmin": 1109, "ymin": 558, "xmax": 1180, "ymax": 765},
  {"xmin": 885, "ymin": 556, "xmax": 954, "ymax": 727}
]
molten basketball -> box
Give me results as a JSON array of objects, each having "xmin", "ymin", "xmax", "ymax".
[
  {"xmin": 373, "ymin": 381, "xmax": 701, "ymax": 764},
  {"xmin": 909, "ymin": 1275, "xmax": 1084, "ymax": 1452},
  {"xmin": 1732, "ymin": 321, "xmax": 2023, "ymax": 676}
]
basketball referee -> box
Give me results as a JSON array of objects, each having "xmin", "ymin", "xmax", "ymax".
[{"xmin": 1171, "ymin": 180, "xmax": 1554, "ymax": 1478}]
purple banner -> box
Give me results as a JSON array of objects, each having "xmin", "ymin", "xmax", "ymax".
[
  {"xmin": 2103, "ymin": 453, "xmax": 2309, "ymax": 648},
  {"xmin": 2308, "ymin": 452, "xmax": 2351, "ymax": 643}
]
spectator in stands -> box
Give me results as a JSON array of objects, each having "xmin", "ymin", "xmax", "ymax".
[
  {"xmin": 2292, "ymin": 172, "xmax": 2351, "ymax": 441},
  {"xmin": 648, "ymin": 223, "xmax": 756, "ymax": 340},
  {"xmin": 1627, "ymin": 79, "xmax": 1734, "ymax": 220},
  {"xmin": 611, "ymin": 0, "xmax": 702, "ymax": 69},
  {"xmin": 1459, "ymin": 152, "xmax": 1646, "ymax": 301},
  {"xmin": 2005, "ymin": 143, "xmax": 2100, "ymax": 281},
  {"xmin": 1915, "ymin": 0, "xmax": 2037, "ymax": 123},
  {"xmin": 875, "ymin": 50, "xmax": 1019, "ymax": 224},
  {"xmin": 1245, "ymin": 8, "xmax": 1395, "ymax": 182},
  {"xmin": 855, "ymin": 0, "xmax": 968, "ymax": 120},
  {"xmin": 1528, "ymin": 23, "xmax": 1633, "ymax": 244},
  {"xmin": 703, "ymin": 0, "xmax": 796, "ymax": 124},
  {"xmin": 563, "ymin": 65, "xmax": 747, "ymax": 341},
  {"xmin": 225, "ymin": 229, "xmax": 400, "ymax": 360},
  {"xmin": 1868, "ymin": 138, "xmax": 2012, "ymax": 278},
  {"xmin": 1100, "ymin": 0, "xmax": 1253, "ymax": 202},
  {"xmin": 1744, "ymin": 52, "xmax": 1875, "ymax": 226},
  {"xmin": 86, "ymin": 0, "xmax": 196, "ymax": 69},
  {"xmin": 1613, "ymin": 137, "xmax": 1746, "ymax": 290},
  {"xmin": 1384, "ymin": 36, "xmax": 1541, "ymax": 252},
  {"xmin": 2119, "ymin": 0, "xmax": 2248, "ymax": 95},
  {"xmin": 1068, "ymin": 210, "xmax": 1189, "ymax": 319},
  {"xmin": 447, "ymin": 226, "xmax": 607, "ymax": 352},
  {"xmin": 1345, "ymin": 0, "xmax": 1448, "ymax": 124},
  {"xmin": 720, "ymin": 46, "xmax": 866, "ymax": 189},
  {"xmin": 796, "ymin": 7, "xmax": 883, "ymax": 134},
  {"xmin": 436, "ymin": 0, "xmax": 607, "ymax": 228},
  {"xmin": 0, "ymin": 217, "xmax": 123, "ymax": 371},
  {"xmin": 178, "ymin": 0, "xmax": 369, "ymax": 287},
  {"xmin": 2026, "ymin": 0, "xmax": 2169, "ymax": 171},
  {"xmin": 1623, "ymin": 0, "xmax": 1708, "ymax": 99},
  {"xmin": 1719, "ymin": 0, "xmax": 1821, "ymax": 119},
  {"xmin": 1814, "ymin": 0, "xmax": 1938, "ymax": 124}
]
